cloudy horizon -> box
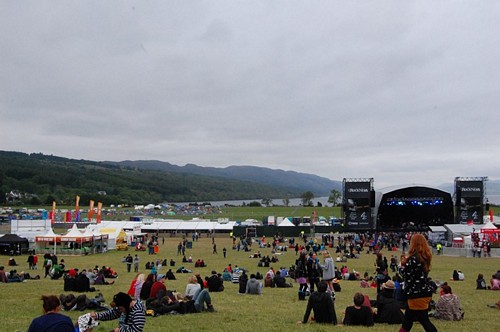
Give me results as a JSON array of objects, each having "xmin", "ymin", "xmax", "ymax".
[{"xmin": 2, "ymin": 1, "xmax": 499, "ymax": 188}]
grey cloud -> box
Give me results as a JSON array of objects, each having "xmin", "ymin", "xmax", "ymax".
[{"xmin": 1, "ymin": 1, "xmax": 500, "ymax": 188}]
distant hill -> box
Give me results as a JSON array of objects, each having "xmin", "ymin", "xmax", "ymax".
[
  {"xmin": 104, "ymin": 160, "xmax": 342, "ymax": 197},
  {"xmin": 0, "ymin": 151, "xmax": 341, "ymax": 205},
  {"xmin": 436, "ymin": 180, "xmax": 500, "ymax": 196}
]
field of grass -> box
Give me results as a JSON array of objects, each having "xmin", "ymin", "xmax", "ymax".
[{"xmin": 2, "ymin": 234, "xmax": 499, "ymax": 332}]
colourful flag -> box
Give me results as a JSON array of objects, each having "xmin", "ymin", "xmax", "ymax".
[
  {"xmin": 51, "ymin": 201, "xmax": 56, "ymax": 224},
  {"xmin": 73, "ymin": 195, "xmax": 80, "ymax": 222},
  {"xmin": 88, "ymin": 200, "xmax": 95, "ymax": 221},
  {"xmin": 97, "ymin": 202, "xmax": 102, "ymax": 223}
]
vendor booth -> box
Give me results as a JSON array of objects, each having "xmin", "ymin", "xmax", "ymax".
[
  {"xmin": 34, "ymin": 224, "xmax": 107, "ymax": 255},
  {"xmin": 480, "ymin": 221, "xmax": 499, "ymax": 244}
]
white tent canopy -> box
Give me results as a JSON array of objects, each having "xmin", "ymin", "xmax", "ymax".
[
  {"xmin": 65, "ymin": 223, "xmax": 83, "ymax": 236},
  {"xmin": 90, "ymin": 219, "xmax": 236, "ymax": 234},
  {"xmin": 278, "ymin": 218, "xmax": 295, "ymax": 227},
  {"xmin": 481, "ymin": 221, "xmax": 497, "ymax": 230}
]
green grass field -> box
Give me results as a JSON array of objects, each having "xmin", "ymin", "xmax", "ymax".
[{"xmin": 3, "ymin": 235, "xmax": 499, "ymax": 332}]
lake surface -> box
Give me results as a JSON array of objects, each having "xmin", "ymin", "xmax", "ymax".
[{"xmin": 180, "ymin": 194, "xmax": 500, "ymax": 207}]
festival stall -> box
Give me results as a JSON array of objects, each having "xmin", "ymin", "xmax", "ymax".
[
  {"xmin": 34, "ymin": 224, "xmax": 107, "ymax": 255},
  {"xmin": 86, "ymin": 227, "xmax": 109, "ymax": 253},
  {"xmin": 480, "ymin": 221, "xmax": 499, "ymax": 244},
  {"xmin": 34, "ymin": 228, "xmax": 60, "ymax": 255}
]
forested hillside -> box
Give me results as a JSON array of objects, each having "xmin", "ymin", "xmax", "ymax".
[
  {"xmin": 104, "ymin": 160, "xmax": 341, "ymax": 195},
  {"xmin": 0, "ymin": 151, "xmax": 303, "ymax": 206}
]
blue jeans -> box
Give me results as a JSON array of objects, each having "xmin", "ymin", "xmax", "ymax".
[{"xmin": 193, "ymin": 289, "xmax": 212, "ymax": 312}]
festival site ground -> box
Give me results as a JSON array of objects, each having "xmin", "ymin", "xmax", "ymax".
[{"xmin": 2, "ymin": 234, "xmax": 499, "ymax": 332}]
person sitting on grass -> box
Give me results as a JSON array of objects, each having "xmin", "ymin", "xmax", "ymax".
[
  {"xmin": 342, "ymin": 292, "xmax": 374, "ymax": 326},
  {"xmin": 166, "ymin": 269, "xmax": 176, "ymax": 280},
  {"xmin": 91, "ymin": 292, "xmax": 146, "ymax": 332},
  {"xmin": 374, "ymin": 280, "xmax": 404, "ymax": 324},
  {"xmin": 28, "ymin": 295, "xmax": 74, "ymax": 332},
  {"xmin": 298, "ymin": 280, "xmax": 337, "ymax": 325},
  {"xmin": 246, "ymin": 274, "xmax": 262, "ymax": 295},
  {"xmin": 491, "ymin": 274, "xmax": 500, "ymax": 290},
  {"xmin": 273, "ymin": 270, "xmax": 292, "ymax": 288},
  {"xmin": 0, "ymin": 266, "xmax": 8, "ymax": 283},
  {"xmin": 432, "ymin": 284, "xmax": 464, "ymax": 321},
  {"xmin": 476, "ymin": 273, "xmax": 487, "ymax": 290},
  {"xmin": 185, "ymin": 275, "xmax": 216, "ymax": 312},
  {"xmin": 140, "ymin": 273, "xmax": 157, "ymax": 301}
]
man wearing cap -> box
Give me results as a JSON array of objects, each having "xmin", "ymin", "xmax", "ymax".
[
  {"xmin": 91, "ymin": 292, "xmax": 146, "ymax": 332},
  {"xmin": 150, "ymin": 274, "xmax": 167, "ymax": 300}
]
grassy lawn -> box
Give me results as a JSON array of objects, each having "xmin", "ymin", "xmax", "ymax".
[{"xmin": 2, "ymin": 235, "xmax": 499, "ymax": 331}]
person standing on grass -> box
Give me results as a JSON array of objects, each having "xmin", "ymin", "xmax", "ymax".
[
  {"xmin": 399, "ymin": 234, "xmax": 437, "ymax": 332},
  {"xmin": 322, "ymin": 251, "xmax": 335, "ymax": 295},
  {"xmin": 125, "ymin": 254, "xmax": 133, "ymax": 273},
  {"xmin": 295, "ymin": 251, "xmax": 308, "ymax": 300},
  {"xmin": 133, "ymin": 254, "xmax": 140, "ymax": 273},
  {"xmin": 28, "ymin": 295, "xmax": 74, "ymax": 332}
]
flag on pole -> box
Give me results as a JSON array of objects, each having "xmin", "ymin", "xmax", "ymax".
[
  {"xmin": 51, "ymin": 201, "xmax": 56, "ymax": 224},
  {"xmin": 88, "ymin": 200, "xmax": 95, "ymax": 222},
  {"xmin": 97, "ymin": 202, "xmax": 102, "ymax": 223},
  {"xmin": 75, "ymin": 195, "xmax": 80, "ymax": 222}
]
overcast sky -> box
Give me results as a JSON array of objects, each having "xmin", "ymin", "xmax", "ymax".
[{"xmin": 1, "ymin": 1, "xmax": 499, "ymax": 189}]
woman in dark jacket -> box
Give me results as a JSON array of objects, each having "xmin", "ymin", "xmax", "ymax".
[
  {"xmin": 374, "ymin": 280, "xmax": 404, "ymax": 324},
  {"xmin": 140, "ymin": 273, "xmax": 156, "ymax": 301},
  {"xmin": 238, "ymin": 271, "xmax": 248, "ymax": 294},
  {"xmin": 399, "ymin": 234, "xmax": 437, "ymax": 332},
  {"xmin": 295, "ymin": 252, "xmax": 308, "ymax": 300}
]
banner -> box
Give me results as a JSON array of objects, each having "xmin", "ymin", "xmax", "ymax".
[
  {"xmin": 88, "ymin": 200, "xmax": 95, "ymax": 222},
  {"xmin": 97, "ymin": 202, "xmax": 102, "ymax": 224},
  {"xmin": 455, "ymin": 180, "xmax": 484, "ymax": 224},
  {"xmin": 343, "ymin": 181, "xmax": 372, "ymax": 230}
]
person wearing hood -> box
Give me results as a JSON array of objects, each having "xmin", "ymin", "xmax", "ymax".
[{"xmin": 28, "ymin": 295, "xmax": 74, "ymax": 332}]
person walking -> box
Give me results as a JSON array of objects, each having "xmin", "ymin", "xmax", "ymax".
[{"xmin": 399, "ymin": 234, "xmax": 437, "ymax": 332}]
